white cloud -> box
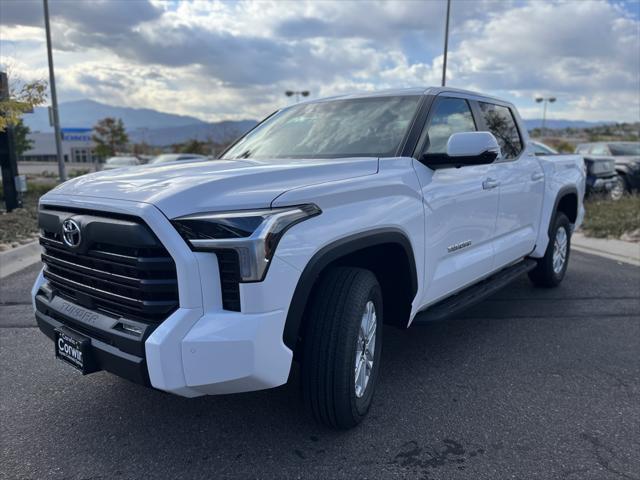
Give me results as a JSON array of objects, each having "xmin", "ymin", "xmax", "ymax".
[{"xmin": 0, "ymin": 0, "xmax": 638, "ymax": 122}]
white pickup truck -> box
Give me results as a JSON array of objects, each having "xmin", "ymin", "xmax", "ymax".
[{"xmin": 33, "ymin": 87, "xmax": 585, "ymax": 429}]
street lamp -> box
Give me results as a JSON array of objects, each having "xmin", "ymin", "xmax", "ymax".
[
  {"xmin": 285, "ymin": 90, "xmax": 310, "ymax": 103},
  {"xmin": 43, "ymin": 0, "xmax": 66, "ymax": 181},
  {"xmin": 535, "ymin": 96, "xmax": 556, "ymax": 137},
  {"xmin": 441, "ymin": 0, "xmax": 451, "ymax": 87}
]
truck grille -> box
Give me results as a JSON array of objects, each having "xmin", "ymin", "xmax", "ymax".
[{"xmin": 39, "ymin": 207, "xmax": 179, "ymax": 323}]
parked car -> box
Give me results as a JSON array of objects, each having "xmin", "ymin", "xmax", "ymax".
[
  {"xmin": 532, "ymin": 141, "xmax": 620, "ymax": 200},
  {"xmin": 530, "ymin": 140, "xmax": 560, "ymax": 156},
  {"xmin": 148, "ymin": 154, "xmax": 207, "ymax": 165},
  {"xmin": 33, "ymin": 87, "xmax": 585, "ymax": 429},
  {"xmin": 576, "ymin": 142, "xmax": 640, "ymax": 194},
  {"xmin": 101, "ymin": 156, "xmax": 140, "ymax": 170}
]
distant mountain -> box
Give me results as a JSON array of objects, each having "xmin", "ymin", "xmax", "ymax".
[
  {"xmin": 23, "ymin": 99, "xmax": 257, "ymax": 146},
  {"xmin": 127, "ymin": 120, "xmax": 258, "ymax": 145},
  {"xmin": 523, "ymin": 119, "xmax": 615, "ymax": 130},
  {"xmin": 25, "ymin": 99, "xmax": 616, "ymax": 144},
  {"xmin": 25, "ymin": 99, "xmax": 208, "ymax": 132}
]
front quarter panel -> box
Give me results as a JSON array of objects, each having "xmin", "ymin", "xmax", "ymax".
[{"xmin": 272, "ymin": 157, "xmax": 426, "ymax": 315}]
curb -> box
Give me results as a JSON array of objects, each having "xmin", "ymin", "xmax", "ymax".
[
  {"xmin": 572, "ymin": 233, "xmax": 640, "ymax": 267},
  {"xmin": 0, "ymin": 241, "xmax": 42, "ymax": 279}
]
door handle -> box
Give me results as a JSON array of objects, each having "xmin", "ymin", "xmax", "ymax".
[
  {"xmin": 482, "ymin": 178, "xmax": 499, "ymax": 190},
  {"xmin": 531, "ymin": 172, "xmax": 545, "ymax": 181}
]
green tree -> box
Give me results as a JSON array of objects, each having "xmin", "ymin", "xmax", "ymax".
[
  {"xmin": 180, "ymin": 138, "xmax": 208, "ymax": 154},
  {"xmin": 0, "ymin": 78, "xmax": 47, "ymax": 132},
  {"xmin": 92, "ymin": 117, "xmax": 129, "ymax": 158},
  {"xmin": 13, "ymin": 118, "xmax": 33, "ymax": 156}
]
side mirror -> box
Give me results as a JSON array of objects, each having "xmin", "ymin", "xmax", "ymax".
[{"xmin": 421, "ymin": 132, "xmax": 501, "ymax": 169}]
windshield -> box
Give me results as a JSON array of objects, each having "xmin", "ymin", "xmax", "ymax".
[
  {"xmin": 609, "ymin": 143, "xmax": 640, "ymax": 156},
  {"xmin": 533, "ymin": 142, "xmax": 557, "ymax": 155},
  {"xmin": 151, "ymin": 154, "xmax": 180, "ymax": 164},
  {"xmin": 222, "ymin": 96, "xmax": 421, "ymax": 160},
  {"xmin": 106, "ymin": 157, "xmax": 137, "ymax": 165}
]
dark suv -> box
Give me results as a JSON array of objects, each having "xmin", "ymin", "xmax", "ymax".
[{"xmin": 576, "ymin": 142, "xmax": 640, "ymax": 194}]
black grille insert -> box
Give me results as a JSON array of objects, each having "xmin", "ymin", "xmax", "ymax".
[
  {"xmin": 215, "ymin": 249, "xmax": 241, "ymax": 312},
  {"xmin": 39, "ymin": 207, "xmax": 179, "ymax": 323}
]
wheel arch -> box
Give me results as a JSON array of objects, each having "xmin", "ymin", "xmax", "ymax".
[
  {"xmin": 283, "ymin": 228, "xmax": 418, "ymax": 354},
  {"xmin": 549, "ymin": 186, "xmax": 578, "ymax": 236}
]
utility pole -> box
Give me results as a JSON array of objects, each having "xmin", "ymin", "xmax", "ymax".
[
  {"xmin": 43, "ymin": 0, "xmax": 66, "ymax": 181},
  {"xmin": 441, "ymin": 0, "xmax": 451, "ymax": 87},
  {"xmin": 0, "ymin": 72, "xmax": 21, "ymax": 212}
]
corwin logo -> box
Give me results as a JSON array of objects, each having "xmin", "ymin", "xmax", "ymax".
[{"xmin": 62, "ymin": 218, "xmax": 81, "ymax": 248}]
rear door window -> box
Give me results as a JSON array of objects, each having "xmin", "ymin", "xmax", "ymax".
[
  {"xmin": 590, "ymin": 144, "xmax": 610, "ymax": 155},
  {"xmin": 575, "ymin": 144, "xmax": 590, "ymax": 154},
  {"xmin": 478, "ymin": 103, "xmax": 523, "ymax": 159}
]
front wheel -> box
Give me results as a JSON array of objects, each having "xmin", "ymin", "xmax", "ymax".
[
  {"xmin": 528, "ymin": 212, "xmax": 571, "ymax": 288},
  {"xmin": 301, "ymin": 267, "xmax": 383, "ymax": 429},
  {"xmin": 610, "ymin": 176, "xmax": 625, "ymax": 201}
]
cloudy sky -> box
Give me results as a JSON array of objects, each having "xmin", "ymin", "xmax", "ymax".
[{"xmin": 1, "ymin": 0, "xmax": 639, "ymax": 123}]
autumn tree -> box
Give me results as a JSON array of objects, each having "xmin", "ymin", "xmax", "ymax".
[
  {"xmin": 92, "ymin": 117, "xmax": 129, "ymax": 158},
  {"xmin": 0, "ymin": 77, "xmax": 47, "ymax": 132}
]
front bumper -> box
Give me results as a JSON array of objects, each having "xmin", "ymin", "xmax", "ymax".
[
  {"xmin": 33, "ymin": 194, "xmax": 299, "ymax": 397},
  {"xmin": 35, "ymin": 291, "xmax": 151, "ymax": 385},
  {"xmin": 586, "ymin": 174, "xmax": 618, "ymax": 193}
]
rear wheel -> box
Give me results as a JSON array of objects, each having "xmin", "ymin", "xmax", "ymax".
[
  {"xmin": 528, "ymin": 212, "xmax": 571, "ymax": 288},
  {"xmin": 301, "ymin": 267, "xmax": 383, "ymax": 429}
]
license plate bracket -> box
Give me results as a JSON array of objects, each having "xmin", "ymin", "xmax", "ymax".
[{"xmin": 54, "ymin": 327, "xmax": 99, "ymax": 374}]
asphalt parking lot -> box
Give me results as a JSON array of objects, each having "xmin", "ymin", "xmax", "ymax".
[{"xmin": 1, "ymin": 251, "xmax": 639, "ymax": 480}]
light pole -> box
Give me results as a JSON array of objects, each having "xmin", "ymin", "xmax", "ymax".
[
  {"xmin": 535, "ymin": 96, "xmax": 556, "ymax": 138},
  {"xmin": 441, "ymin": 0, "xmax": 451, "ymax": 87},
  {"xmin": 43, "ymin": 0, "xmax": 66, "ymax": 181},
  {"xmin": 285, "ymin": 90, "xmax": 310, "ymax": 103}
]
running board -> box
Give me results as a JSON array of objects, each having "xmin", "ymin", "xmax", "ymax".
[{"xmin": 412, "ymin": 259, "xmax": 537, "ymax": 324}]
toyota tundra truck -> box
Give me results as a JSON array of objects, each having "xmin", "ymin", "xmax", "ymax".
[{"xmin": 32, "ymin": 87, "xmax": 585, "ymax": 429}]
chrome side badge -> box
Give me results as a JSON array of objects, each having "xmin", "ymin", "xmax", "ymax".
[{"xmin": 448, "ymin": 240, "xmax": 472, "ymax": 253}]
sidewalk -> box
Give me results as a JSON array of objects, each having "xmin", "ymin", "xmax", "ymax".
[
  {"xmin": 0, "ymin": 241, "xmax": 42, "ymax": 279},
  {"xmin": 572, "ymin": 233, "xmax": 640, "ymax": 266}
]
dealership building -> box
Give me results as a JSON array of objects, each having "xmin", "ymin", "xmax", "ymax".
[{"xmin": 20, "ymin": 128, "xmax": 101, "ymax": 163}]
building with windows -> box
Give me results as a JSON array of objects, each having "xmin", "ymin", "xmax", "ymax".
[{"xmin": 20, "ymin": 128, "xmax": 102, "ymax": 163}]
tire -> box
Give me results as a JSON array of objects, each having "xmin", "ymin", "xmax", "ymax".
[
  {"xmin": 620, "ymin": 174, "xmax": 633, "ymax": 194},
  {"xmin": 609, "ymin": 176, "xmax": 625, "ymax": 201},
  {"xmin": 301, "ymin": 267, "xmax": 383, "ymax": 429},
  {"xmin": 528, "ymin": 212, "xmax": 571, "ymax": 288}
]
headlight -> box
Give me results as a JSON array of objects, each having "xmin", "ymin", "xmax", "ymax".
[{"xmin": 172, "ymin": 204, "xmax": 321, "ymax": 281}]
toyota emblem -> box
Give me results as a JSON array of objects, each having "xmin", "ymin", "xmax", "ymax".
[{"xmin": 62, "ymin": 219, "xmax": 81, "ymax": 248}]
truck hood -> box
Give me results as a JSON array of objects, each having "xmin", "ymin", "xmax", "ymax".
[
  {"xmin": 46, "ymin": 157, "xmax": 378, "ymax": 218},
  {"xmin": 614, "ymin": 155, "xmax": 640, "ymax": 166}
]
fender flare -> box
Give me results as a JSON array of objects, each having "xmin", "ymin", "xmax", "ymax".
[
  {"xmin": 615, "ymin": 165, "xmax": 631, "ymax": 176},
  {"xmin": 282, "ymin": 228, "xmax": 418, "ymax": 350},
  {"xmin": 548, "ymin": 185, "xmax": 579, "ymax": 237}
]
